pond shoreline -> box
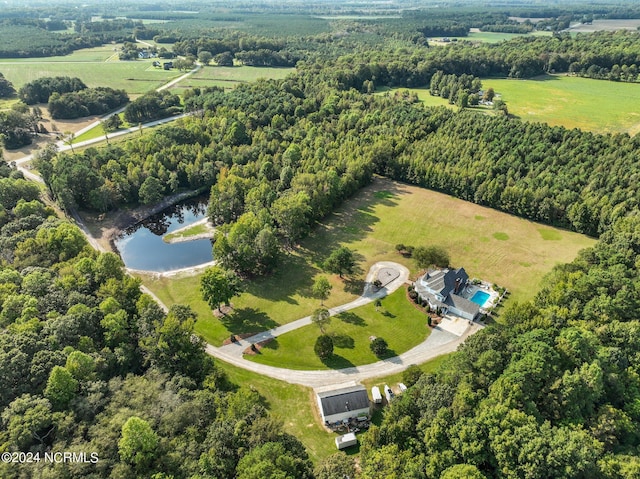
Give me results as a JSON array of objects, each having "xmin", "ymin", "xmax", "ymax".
[
  {"xmin": 78, "ymin": 188, "xmax": 208, "ymax": 254},
  {"xmin": 163, "ymin": 217, "xmax": 216, "ymax": 244}
]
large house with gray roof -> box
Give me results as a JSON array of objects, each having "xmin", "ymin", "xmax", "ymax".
[{"xmin": 414, "ymin": 267, "xmax": 480, "ymax": 320}]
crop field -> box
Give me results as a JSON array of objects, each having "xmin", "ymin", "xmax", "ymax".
[
  {"xmin": 139, "ymin": 177, "xmax": 594, "ymax": 346},
  {"xmin": 482, "ymin": 74, "xmax": 640, "ymax": 134},
  {"xmin": 169, "ymin": 65, "xmax": 296, "ymax": 92}
]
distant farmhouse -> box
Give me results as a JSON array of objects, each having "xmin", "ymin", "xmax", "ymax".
[{"xmin": 414, "ymin": 267, "xmax": 480, "ymax": 320}]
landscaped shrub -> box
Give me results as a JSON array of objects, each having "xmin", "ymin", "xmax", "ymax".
[
  {"xmin": 370, "ymin": 337, "xmax": 388, "ymax": 358},
  {"xmin": 409, "ymin": 290, "xmax": 418, "ymax": 300},
  {"xmin": 314, "ymin": 334, "xmax": 333, "ymax": 360}
]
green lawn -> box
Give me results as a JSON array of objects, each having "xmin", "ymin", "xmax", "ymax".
[
  {"xmin": 138, "ymin": 178, "xmax": 594, "ymax": 347},
  {"xmin": 0, "ymin": 44, "xmax": 120, "ymax": 63},
  {"xmin": 0, "ymin": 54, "xmax": 178, "ymax": 94},
  {"xmin": 483, "ymin": 74, "xmax": 640, "ymax": 134},
  {"xmin": 163, "ymin": 222, "xmax": 210, "ymax": 242},
  {"xmin": 169, "ymin": 65, "xmax": 295, "ymax": 92},
  {"xmin": 361, "ymin": 354, "xmax": 449, "ymax": 392},
  {"xmin": 248, "ymin": 288, "xmax": 430, "ymax": 370},
  {"xmin": 214, "ymin": 360, "xmax": 337, "ymax": 463},
  {"xmin": 376, "ymin": 87, "xmax": 457, "ymax": 109}
]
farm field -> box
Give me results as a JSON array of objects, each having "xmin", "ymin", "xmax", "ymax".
[
  {"xmin": 566, "ymin": 19, "xmax": 640, "ymax": 32},
  {"xmin": 430, "ymin": 29, "xmax": 551, "ymax": 45},
  {"xmin": 248, "ymin": 288, "xmax": 431, "ymax": 370},
  {"xmin": 0, "ymin": 44, "xmax": 178, "ymax": 94},
  {"xmin": 138, "ymin": 177, "xmax": 595, "ymax": 347},
  {"xmin": 0, "ymin": 44, "xmax": 119, "ymax": 63},
  {"xmin": 482, "ymin": 74, "xmax": 640, "ymax": 134},
  {"xmin": 169, "ymin": 65, "xmax": 295, "ymax": 92}
]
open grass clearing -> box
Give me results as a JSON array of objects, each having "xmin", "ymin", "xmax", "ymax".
[
  {"xmin": 169, "ymin": 65, "xmax": 295, "ymax": 92},
  {"xmin": 163, "ymin": 220, "xmax": 213, "ymax": 243},
  {"xmin": 0, "ymin": 44, "xmax": 121, "ymax": 64},
  {"xmin": 566, "ymin": 19, "xmax": 640, "ymax": 32},
  {"xmin": 138, "ymin": 177, "xmax": 594, "ymax": 347},
  {"xmin": 248, "ymin": 288, "xmax": 430, "ymax": 370},
  {"xmin": 483, "ymin": 74, "xmax": 640, "ymax": 134},
  {"xmin": 0, "ymin": 57, "xmax": 178, "ymax": 94},
  {"xmin": 375, "ymin": 87, "xmax": 456, "ymax": 109},
  {"xmin": 215, "ymin": 359, "xmax": 337, "ymax": 463},
  {"xmin": 430, "ymin": 30, "xmax": 551, "ymax": 45}
]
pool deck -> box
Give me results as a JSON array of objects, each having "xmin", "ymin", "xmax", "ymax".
[{"xmin": 460, "ymin": 283, "xmax": 499, "ymax": 310}]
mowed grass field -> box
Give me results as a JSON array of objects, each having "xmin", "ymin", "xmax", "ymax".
[
  {"xmin": 138, "ymin": 177, "xmax": 594, "ymax": 347},
  {"xmin": 169, "ymin": 65, "xmax": 295, "ymax": 92},
  {"xmin": 376, "ymin": 87, "xmax": 456, "ymax": 109},
  {"xmin": 249, "ymin": 288, "xmax": 431, "ymax": 370},
  {"xmin": 483, "ymin": 74, "xmax": 640, "ymax": 134},
  {"xmin": 430, "ymin": 30, "xmax": 551, "ymax": 45},
  {"xmin": 0, "ymin": 44, "xmax": 179, "ymax": 95}
]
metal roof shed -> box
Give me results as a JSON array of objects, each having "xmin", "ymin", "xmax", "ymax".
[{"xmin": 317, "ymin": 385, "xmax": 370, "ymax": 424}]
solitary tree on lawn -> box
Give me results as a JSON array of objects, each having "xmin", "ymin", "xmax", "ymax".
[
  {"xmin": 323, "ymin": 247, "xmax": 356, "ymax": 278},
  {"xmin": 312, "ymin": 276, "xmax": 332, "ymax": 305},
  {"xmin": 200, "ymin": 266, "xmax": 242, "ymax": 314},
  {"xmin": 311, "ymin": 308, "xmax": 331, "ymax": 334}
]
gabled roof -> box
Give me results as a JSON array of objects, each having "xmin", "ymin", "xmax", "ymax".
[
  {"xmin": 421, "ymin": 268, "xmax": 469, "ymax": 296},
  {"xmin": 446, "ymin": 293, "xmax": 480, "ymax": 316},
  {"xmin": 318, "ymin": 385, "xmax": 369, "ymax": 417}
]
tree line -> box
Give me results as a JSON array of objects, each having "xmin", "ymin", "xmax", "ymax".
[
  {"xmin": 48, "ymin": 87, "xmax": 129, "ymax": 120},
  {"xmin": 39, "ymin": 68, "xmax": 640, "ymax": 266}
]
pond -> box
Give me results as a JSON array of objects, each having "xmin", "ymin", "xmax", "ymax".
[{"xmin": 114, "ymin": 197, "xmax": 214, "ymax": 272}]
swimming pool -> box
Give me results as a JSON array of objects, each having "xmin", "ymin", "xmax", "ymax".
[{"xmin": 470, "ymin": 290, "xmax": 491, "ymax": 307}]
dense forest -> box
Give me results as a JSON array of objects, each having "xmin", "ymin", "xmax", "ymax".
[
  {"xmin": 41, "ymin": 70, "xmax": 639, "ymax": 254},
  {"xmin": 0, "ymin": 162, "xmax": 318, "ymax": 479},
  {"xmin": 6, "ymin": 1, "xmax": 640, "ymax": 477},
  {"xmin": 48, "ymin": 87, "xmax": 129, "ymax": 120}
]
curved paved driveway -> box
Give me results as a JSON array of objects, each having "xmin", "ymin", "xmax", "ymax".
[{"xmin": 206, "ymin": 261, "xmax": 483, "ymax": 389}]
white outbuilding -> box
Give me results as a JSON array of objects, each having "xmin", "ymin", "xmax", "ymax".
[{"xmin": 317, "ymin": 385, "xmax": 370, "ymax": 425}]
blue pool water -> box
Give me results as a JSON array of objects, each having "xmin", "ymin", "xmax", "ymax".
[{"xmin": 470, "ymin": 290, "xmax": 490, "ymax": 307}]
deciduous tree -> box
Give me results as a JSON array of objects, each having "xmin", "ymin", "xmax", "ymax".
[
  {"xmin": 200, "ymin": 266, "xmax": 242, "ymax": 313},
  {"xmin": 323, "ymin": 247, "xmax": 356, "ymax": 278}
]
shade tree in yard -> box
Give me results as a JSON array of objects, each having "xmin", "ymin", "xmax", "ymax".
[
  {"xmin": 200, "ymin": 266, "xmax": 242, "ymax": 314},
  {"xmin": 312, "ymin": 276, "xmax": 332, "ymax": 305},
  {"xmin": 323, "ymin": 246, "xmax": 356, "ymax": 278},
  {"xmin": 311, "ymin": 307, "xmax": 330, "ymax": 334}
]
